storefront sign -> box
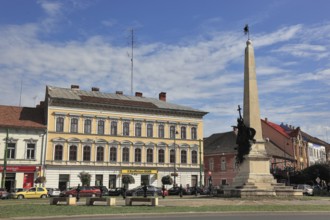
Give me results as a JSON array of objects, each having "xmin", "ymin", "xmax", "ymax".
[
  {"xmin": 121, "ymin": 169, "xmax": 158, "ymax": 174},
  {"xmin": 0, "ymin": 166, "xmax": 39, "ymax": 172}
]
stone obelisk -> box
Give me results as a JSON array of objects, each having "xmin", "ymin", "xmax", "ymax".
[{"xmin": 225, "ymin": 39, "xmax": 277, "ymax": 197}]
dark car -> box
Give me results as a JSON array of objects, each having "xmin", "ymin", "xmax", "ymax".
[
  {"xmin": 108, "ymin": 187, "xmax": 124, "ymax": 196},
  {"xmin": 60, "ymin": 186, "xmax": 101, "ymax": 197},
  {"xmin": 167, "ymin": 186, "xmax": 189, "ymax": 195},
  {"xmin": 188, "ymin": 186, "xmax": 204, "ymax": 195},
  {"xmin": 126, "ymin": 185, "xmax": 162, "ymax": 196},
  {"xmin": 0, "ymin": 188, "xmax": 9, "ymax": 200},
  {"xmin": 92, "ymin": 186, "xmax": 108, "ymax": 196}
]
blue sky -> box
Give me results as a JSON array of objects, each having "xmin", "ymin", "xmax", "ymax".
[{"xmin": 0, "ymin": 0, "xmax": 330, "ymax": 142}]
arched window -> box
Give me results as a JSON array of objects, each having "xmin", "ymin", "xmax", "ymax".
[
  {"xmin": 170, "ymin": 126, "xmax": 176, "ymax": 139},
  {"xmin": 147, "ymin": 149, "xmax": 153, "ymax": 163},
  {"xmin": 56, "ymin": 117, "xmax": 64, "ymax": 132},
  {"xmin": 122, "ymin": 147, "xmax": 129, "ymax": 162},
  {"xmin": 83, "ymin": 146, "xmax": 91, "ymax": 161},
  {"xmin": 98, "ymin": 120, "xmax": 105, "ymax": 135},
  {"xmin": 110, "ymin": 147, "xmax": 117, "ymax": 162},
  {"xmin": 191, "ymin": 150, "xmax": 198, "ymax": 164},
  {"xmin": 158, "ymin": 149, "xmax": 165, "ymax": 163},
  {"xmin": 84, "ymin": 119, "xmax": 92, "ymax": 134},
  {"xmin": 135, "ymin": 148, "xmax": 141, "ymax": 162},
  {"xmin": 181, "ymin": 150, "xmax": 187, "ymax": 163},
  {"xmin": 71, "ymin": 118, "xmax": 78, "ymax": 133},
  {"xmin": 158, "ymin": 124, "xmax": 164, "ymax": 138},
  {"xmin": 147, "ymin": 124, "xmax": 153, "ymax": 137},
  {"xmin": 69, "ymin": 145, "xmax": 77, "ymax": 161},
  {"xmin": 110, "ymin": 121, "xmax": 117, "ymax": 135},
  {"xmin": 135, "ymin": 123, "xmax": 142, "ymax": 137},
  {"xmin": 181, "ymin": 127, "xmax": 186, "ymax": 139},
  {"xmin": 191, "ymin": 127, "xmax": 197, "ymax": 140},
  {"xmin": 221, "ymin": 157, "xmax": 226, "ymax": 171},
  {"xmin": 123, "ymin": 122, "xmax": 130, "ymax": 136},
  {"xmin": 54, "ymin": 145, "xmax": 63, "ymax": 160},
  {"xmin": 97, "ymin": 146, "xmax": 104, "ymax": 162},
  {"xmin": 170, "ymin": 149, "xmax": 175, "ymax": 163}
]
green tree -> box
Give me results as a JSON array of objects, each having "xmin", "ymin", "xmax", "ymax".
[
  {"xmin": 303, "ymin": 163, "xmax": 330, "ymax": 185},
  {"xmin": 78, "ymin": 171, "xmax": 91, "ymax": 186},
  {"xmin": 122, "ymin": 175, "xmax": 135, "ymax": 188},
  {"xmin": 161, "ymin": 175, "xmax": 173, "ymax": 185}
]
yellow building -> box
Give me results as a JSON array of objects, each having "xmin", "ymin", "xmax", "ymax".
[{"xmin": 44, "ymin": 85, "xmax": 207, "ymax": 190}]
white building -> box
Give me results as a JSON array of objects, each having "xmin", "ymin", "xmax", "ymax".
[{"xmin": 0, "ymin": 105, "xmax": 46, "ymax": 191}]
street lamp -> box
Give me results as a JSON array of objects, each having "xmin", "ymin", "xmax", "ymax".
[{"xmin": 173, "ymin": 130, "xmax": 179, "ymax": 187}]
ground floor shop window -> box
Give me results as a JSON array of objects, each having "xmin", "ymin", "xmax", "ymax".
[
  {"xmin": 191, "ymin": 175, "xmax": 198, "ymax": 187},
  {"xmin": 95, "ymin": 174, "xmax": 103, "ymax": 186},
  {"xmin": 109, "ymin": 175, "xmax": 116, "ymax": 188},
  {"xmin": 141, "ymin": 175, "xmax": 150, "ymax": 185},
  {"xmin": 59, "ymin": 174, "xmax": 70, "ymax": 191}
]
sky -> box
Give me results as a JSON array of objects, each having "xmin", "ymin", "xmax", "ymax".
[{"xmin": 0, "ymin": 0, "xmax": 330, "ymax": 142}]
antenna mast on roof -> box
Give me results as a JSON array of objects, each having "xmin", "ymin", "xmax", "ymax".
[
  {"xmin": 19, "ymin": 80, "xmax": 22, "ymax": 107},
  {"xmin": 129, "ymin": 28, "xmax": 134, "ymax": 96}
]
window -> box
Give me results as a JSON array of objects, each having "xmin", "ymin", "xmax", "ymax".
[
  {"xmin": 135, "ymin": 148, "xmax": 141, "ymax": 162},
  {"xmin": 209, "ymin": 158, "xmax": 214, "ymax": 171},
  {"xmin": 70, "ymin": 118, "xmax": 78, "ymax": 133},
  {"xmin": 84, "ymin": 119, "xmax": 92, "ymax": 134},
  {"xmin": 181, "ymin": 150, "xmax": 187, "ymax": 164},
  {"xmin": 7, "ymin": 143, "xmax": 16, "ymax": 159},
  {"xmin": 170, "ymin": 126, "xmax": 176, "ymax": 139},
  {"xmin": 170, "ymin": 149, "xmax": 175, "ymax": 163},
  {"xmin": 54, "ymin": 145, "xmax": 63, "ymax": 160},
  {"xmin": 110, "ymin": 147, "xmax": 117, "ymax": 162},
  {"xmin": 147, "ymin": 124, "xmax": 153, "ymax": 137},
  {"xmin": 191, "ymin": 127, "xmax": 197, "ymax": 140},
  {"xmin": 147, "ymin": 149, "xmax": 153, "ymax": 163},
  {"xmin": 98, "ymin": 120, "xmax": 105, "ymax": 135},
  {"xmin": 83, "ymin": 146, "xmax": 91, "ymax": 161},
  {"xmin": 122, "ymin": 147, "xmax": 129, "ymax": 162},
  {"xmin": 158, "ymin": 124, "xmax": 164, "ymax": 138},
  {"xmin": 221, "ymin": 157, "xmax": 226, "ymax": 171},
  {"xmin": 191, "ymin": 150, "xmax": 197, "ymax": 164},
  {"xmin": 123, "ymin": 122, "xmax": 130, "ymax": 136},
  {"xmin": 135, "ymin": 123, "xmax": 142, "ymax": 137},
  {"xmin": 69, "ymin": 145, "xmax": 77, "ymax": 161},
  {"xmin": 221, "ymin": 179, "xmax": 227, "ymax": 185},
  {"xmin": 111, "ymin": 121, "xmax": 117, "ymax": 135},
  {"xmin": 56, "ymin": 117, "xmax": 64, "ymax": 132},
  {"xmin": 97, "ymin": 146, "xmax": 104, "ymax": 162},
  {"xmin": 181, "ymin": 127, "xmax": 186, "ymax": 139},
  {"xmin": 158, "ymin": 149, "xmax": 165, "ymax": 163},
  {"xmin": 26, "ymin": 143, "xmax": 35, "ymax": 160}
]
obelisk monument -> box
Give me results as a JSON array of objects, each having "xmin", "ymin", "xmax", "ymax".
[{"xmin": 225, "ymin": 28, "xmax": 302, "ymax": 197}]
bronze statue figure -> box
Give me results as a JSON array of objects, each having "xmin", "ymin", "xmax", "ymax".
[{"xmin": 235, "ymin": 105, "xmax": 256, "ymax": 164}]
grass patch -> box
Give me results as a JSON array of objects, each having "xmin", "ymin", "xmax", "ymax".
[{"xmin": 1, "ymin": 197, "xmax": 330, "ymax": 218}]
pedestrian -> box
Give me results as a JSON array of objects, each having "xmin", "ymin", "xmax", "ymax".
[
  {"xmin": 76, "ymin": 184, "xmax": 81, "ymax": 202},
  {"xmin": 179, "ymin": 184, "xmax": 183, "ymax": 198}
]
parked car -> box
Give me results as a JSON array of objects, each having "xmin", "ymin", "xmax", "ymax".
[
  {"xmin": 108, "ymin": 187, "xmax": 125, "ymax": 196},
  {"xmin": 46, "ymin": 188, "xmax": 61, "ymax": 197},
  {"xmin": 0, "ymin": 188, "xmax": 9, "ymax": 200},
  {"xmin": 60, "ymin": 186, "xmax": 101, "ymax": 197},
  {"xmin": 168, "ymin": 186, "xmax": 189, "ymax": 195},
  {"xmin": 92, "ymin": 186, "xmax": 109, "ymax": 196},
  {"xmin": 126, "ymin": 185, "xmax": 162, "ymax": 196},
  {"xmin": 297, "ymin": 184, "xmax": 313, "ymax": 196},
  {"xmin": 12, "ymin": 187, "xmax": 48, "ymax": 199},
  {"xmin": 188, "ymin": 186, "xmax": 204, "ymax": 195}
]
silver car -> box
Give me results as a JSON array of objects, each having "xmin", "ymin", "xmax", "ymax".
[{"xmin": 297, "ymin": 184, "xmax": 313, "ymax": 196}]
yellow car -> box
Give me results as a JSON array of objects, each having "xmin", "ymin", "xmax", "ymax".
[{"xmin": 13, "ymin": 187, "xmax": 48, "ymax": 199}]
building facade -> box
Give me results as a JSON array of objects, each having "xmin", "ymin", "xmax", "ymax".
[
  {"xmin": 0, "ymin": 106, "xmax": 46, "ymax": 191},
  {"xmin": 44, "ymin": 85, "xmax": 207, "ymax": 190}
]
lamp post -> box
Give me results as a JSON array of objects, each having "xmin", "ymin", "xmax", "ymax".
[
  {"xmin": 173, "ymin": 130, "xmax": 178, "ymax": 187},
  {"xmin": 199, "ymin": 139, "xmax": 203, "ymax": 187}
]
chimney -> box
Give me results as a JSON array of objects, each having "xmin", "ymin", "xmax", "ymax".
[
  {"xmin": 159, "ymin": 92, "xmax": 166, "ymax": 101},
  {"xmin": 36, "ymin": 101, "xmax": 45, "ymax": 108},
  {"xmin": 135, "ymin": 92, "xmax": 143, "ymax": 97},
  {"xmin": 116, "ymin": 91, "xmax": 123, "ymax": 95},
  {"xmin": 265, "ymin": 117, "xmax": 268, "ymax": 123},
  {"xmin": 71, "ymin": 85, "xmax": 79, "ymax": 90},
  {"xmin": 92, "ymin": 87, "xmax": 100, "ymax": 92}
]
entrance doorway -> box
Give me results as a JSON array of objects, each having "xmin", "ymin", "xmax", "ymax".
[
  {"xmin": 141, "ymin": 175, "xmax": 150, "ymax": 185},
  {"xmin": 109, "ymin": 175, "xmax": 116, "ymax": 188},
  {"xmin": 191, "ymin": 175, "xmax": 198, "ymax": 187},
  {"xmin": 95, "ymin": 175, "xmax": 103, "ymax": 186},
  {"xmin": 58, "ymin": 174, "xmax": 70, "ymax": 191},
  {"xmin": 5, "ymin": 173, "xmax": 16, "ymax": 191}
]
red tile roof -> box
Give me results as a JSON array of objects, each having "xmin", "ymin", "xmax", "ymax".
[
  {"xmin": 261, "ymin": 119, "xmax": 290, "ymax": 138},
  {"xmin": 0, "ymin": 105, "xmax": 46, "ymax": 129}
]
